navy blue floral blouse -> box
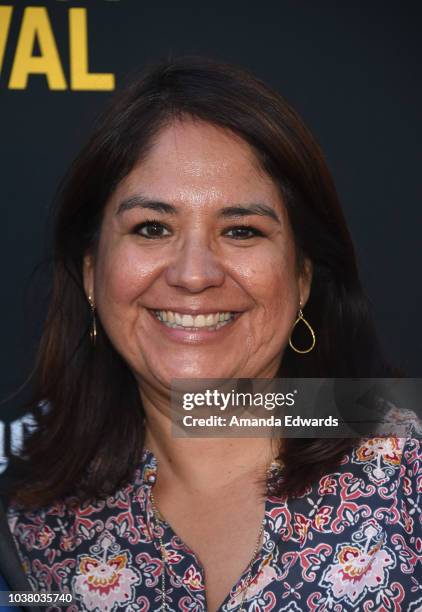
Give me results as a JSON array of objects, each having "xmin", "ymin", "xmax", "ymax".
[{"xmin": 7, "ymin": 436, "xmax": 422, "ymax": 611}]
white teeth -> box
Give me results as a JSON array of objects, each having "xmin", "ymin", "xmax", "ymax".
[
  {"xmin": 194, "ymin": 314, "xmax": 205, "ymax": 327},
  {"xmin": 154, "ymin": 310, "xmax": 236, "ymax": 330},
  {"xmin": 182, "ymin": 314, "xmax": 194, "ymax": 326},
  {"xmin": 205, "ymin": 314, "xmax": 215, "ymax": 326}
]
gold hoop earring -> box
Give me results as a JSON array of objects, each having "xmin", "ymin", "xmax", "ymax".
[
  {"xmin": 88, "ymin": 295, "xmax": 97, "ymax": 345},
  {"xmin": 289, "ymin": 308, "xmax": 316, "ymax": 354}
]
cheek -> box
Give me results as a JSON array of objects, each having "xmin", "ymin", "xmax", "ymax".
[
  {"xmin": 95, "ymin": 242, "xmax": 158, "ymax": 308},
  {"xmin": 254, "ymin": 273, "xmax": 298, "ymax": 342},
  {"xmin": 240, "ymin": 246, "xmax": 299, "ymax": 317},
  {"xmin": 237, "ymin": 246, "xmax": 300, "ymax": 362}
]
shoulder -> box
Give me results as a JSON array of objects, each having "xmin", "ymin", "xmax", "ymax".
[
  {"xmin": 352, "ymin": 435, "xmax": 420, "ymax": 472},
  {"xmin": 347, "ymin": 435, "xmax": 419, "ymax": 469},
  {"xmin": 340, "ymin": 436, "xmax": 420, "ymax": 496},
  {"xmin": 300, "ymin": 436, "xmax": 419, "ymax": 515},
  {"xmin": 341, "ymin": 436, "xmax": 421, "ymax": 539},
  {"xmin": 6, "ymin": 455, "xmax": 150, "ymax": 552}
]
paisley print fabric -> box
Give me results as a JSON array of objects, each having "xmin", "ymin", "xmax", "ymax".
[{"xmin": 7, "ymin": 436, "xmax": 422, "ymax": 611}]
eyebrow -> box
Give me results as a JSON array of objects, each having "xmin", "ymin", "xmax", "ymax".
[{"xmin": 116, "ymin": 195, "xmax": 281, "ymax": 223}]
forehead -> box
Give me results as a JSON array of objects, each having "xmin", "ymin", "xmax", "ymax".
[{"xmin": 110, "ymin": 119, "xmax": 283, "ymax": 210}]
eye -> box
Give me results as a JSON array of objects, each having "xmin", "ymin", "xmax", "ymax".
[
  {"xmin": 225, "ymin": 226, "xmax": 265, "ymax": 240},
  {"xmin": 133, "ymin": 220, "xmax": 171, "ymax": 239}
]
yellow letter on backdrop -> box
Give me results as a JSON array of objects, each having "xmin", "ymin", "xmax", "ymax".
[
  {"xmin": 0, "ymin": 6, "xmax": 13, "ymax": 77},
  {"xmin": 69, "ymin": 8, "xmax": 114, "ymax": 91},
  {"xmin": 9, "ymin": 7, "xmax": 67, "ymax": 90}
]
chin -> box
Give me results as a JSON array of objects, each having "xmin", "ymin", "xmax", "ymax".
[{"xmin": 157, "ymin": 362, "xmax": 233, "ymax": 383}]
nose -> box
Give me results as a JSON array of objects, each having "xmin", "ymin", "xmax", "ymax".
[{"xmin": 165, "ymin": 236, "xmax": 225, "ymax": 293}]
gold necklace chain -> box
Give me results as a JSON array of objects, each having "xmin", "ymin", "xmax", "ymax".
[
  {"xmin": 236, "ymin": 516, "xmax": 266, "ymax": 611},
  {"xmin": 149, "ymin": 491, "xmax": 168, "ymax": 611},
  {"xmin": 148, "ymin": 458, "xmax": 283, "ymax": 611}
]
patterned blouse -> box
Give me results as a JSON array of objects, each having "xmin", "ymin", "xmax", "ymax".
[{"xmin": 6, "ymin": 436, "xmax": 422, "ymax": 612}]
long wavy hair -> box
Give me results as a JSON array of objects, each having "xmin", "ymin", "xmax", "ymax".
[{"xmin": 9, "ymin": 57, "xmax": 392, "ymax": 508}]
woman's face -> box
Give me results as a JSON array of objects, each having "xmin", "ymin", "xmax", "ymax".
[{"xmin": 84, "ymin": 119, "xmax": 312, "ymax": 393}]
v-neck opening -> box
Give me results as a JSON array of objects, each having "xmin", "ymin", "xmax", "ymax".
[
  {"xmin": 145, "ymin": 494, "xmax": 284, "ymax": 607},
  {"xmin": 140, "ymin": 447, "xmax": 286, "ymax": 610}
]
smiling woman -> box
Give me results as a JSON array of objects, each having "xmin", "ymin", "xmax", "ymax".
[
  {"xmin": 84, "ymin": 119, "xmax": 310, "ymax": 386},
  {"xmin": 4, "ymin": 57, "xmax": 421, "ymax": 611}
]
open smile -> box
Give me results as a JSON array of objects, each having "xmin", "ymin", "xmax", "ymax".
[
  {"xmin": 147, "ymin": 308, "xmax": 242, "ymax": 341},
  {"xmin": 154, "ymin": 309, "xmax": 238, "ymax": 331}
]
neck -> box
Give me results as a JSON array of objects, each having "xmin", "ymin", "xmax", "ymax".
[{"xmin": 141, "ymin": 383, "xmax": 279, "ymax": 495}]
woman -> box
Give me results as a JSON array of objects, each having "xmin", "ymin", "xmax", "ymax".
[{"xmin": 5, "ymin": 58, "xmax": 421, "ymax": 611}]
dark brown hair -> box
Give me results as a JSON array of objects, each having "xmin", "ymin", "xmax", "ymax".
[{"xmin": 10, "ymin": 57, "xmax": 391, "ymax": 508}]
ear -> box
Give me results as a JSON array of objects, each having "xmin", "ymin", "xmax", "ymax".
[
  {"xmin": 83, "ymin": 252, "xmax": 95, "ymax": 303},
  {"xmin": 298, "ymin": 258, "xmax": 313, "ymax": 309}
]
